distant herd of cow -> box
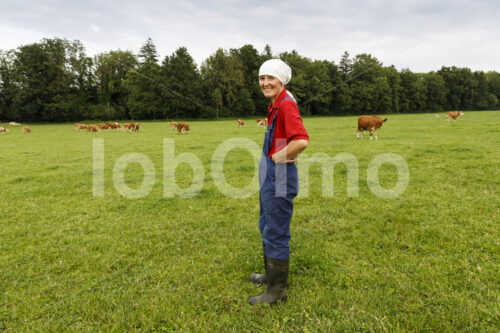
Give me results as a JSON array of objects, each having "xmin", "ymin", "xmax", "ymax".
[
  {"xmin": 74, "ymin": 122, "xmax": 140, "ymax": 132},
  {"xmin": 75, "ymin": 121, "xmax": 190, "ymax": 134},
  {"xmin": 0, "ymin": 111, "xmax": 464, "ymax": 139}
]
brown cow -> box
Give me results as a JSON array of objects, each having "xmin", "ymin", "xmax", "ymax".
[
  {"xmin": 123, "ymin": 123, "xmax": 134, "ymax": 131},
  {"xmin": 130, "ymin": 123, "xmax": 140, "ymax": 132},
  {"xmin": 446, "ymin": 111, "xmax": 464, "ymax": 121},
  {"xmin": 237, "ymin": 119, "xmax": 245, "ymax": 127},
  {"xmin": 86, "ymin": 125, "xmax": 100, "ymax": 133},
  {"xmin": 23, "ymin": 126, "xmax": 31, "ymax": 134},
  {"xmin": 170, "ymin": 122, "xmax": 178, "ymax": 130},
  {"xmin": 357, "ymin": 115, "xmax": 387, "ymax": 140},
  {"xmin": 97, "ymin": 123, "xmax": 110, "ymax": 130},
  {"xmin": 107, "ymin": 122, "xmax": 120, "ymax": 129},
  {"xmin": 256, "ymin": 118, "xmax": 268, "ymax": 127},
  {"xmin": 75, "ymin": 123, "xmax": 87, "ymax": 130},
  {"xmin": 176, "ymin": 122, "xmax": 190, "ymax": 134},
  {"xmin": 0, "ymin": 126, "xmax": 8, "ymax": 133}
]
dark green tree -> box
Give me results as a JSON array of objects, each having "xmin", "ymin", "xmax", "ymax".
[
  {"xmin": 305, "ymin": 60, "xmax": 335, "ymax": 115},
  {"xmin": 201, "ymin": 48, "xmax": 247, "ymax": 117},
  {"xmin": 373, "ymin": 76, "xmax": 393, "ymax": 114},
  {"xmin": 473, "ymin": 71, "xmax": 490, "ymax": 110},
  {"xmin": 138, "ymin": 37, "xmax": 158, "ymax": 64},
  {"xmin": 279, "ymin": 51, "xmax": 309, "ymax": 110},
  {"xmin": 161, "ymin": 47, "xmax": 203, "ymax": 119},
  {"xmin": 224, "ymin": 53, "xmax": 246, "ymax": 114},
  {"xmin": 399, "ymin": 69, "xmax": 427, "ymax": 113},
  {"xmin": 231, "ymin": 45, "xmax": 264, "ymax": 115},
  {"xmin": 0, "ymin": 50, "xmax": 17, "ymax": 120},
  {"xmin": 423, "ymin": 72, "xmax": 446, "ymax": 112},
  {"xmin": 349, "ymin": 54, "xmax": 386, "ymax": 114},
  {"xmin": 211, "ymin": 88, "xmax": 223, "ymax": 120},
  {"xmin": 201, "ymin": 48, "xmax": 227, "ymax": 116},
  {"xmin": 11, "ymin": 38, "xmax": 93, "ymax": 121},
  {"xmin": 124, "ymin": 38, "xmax": 163, "ymax": 119},
  {"xmin": 262, "ymin": 44, "xmax": 273, "ymax": 60},
  {"xmin": 93, "ymin": 50, "xmax": 138, "ymax": 119},
  {"xmin": 383, "ymin": 66, "xmax": 401, "ymax": 113},
  {"xmin": 438, "ymin": 66, "xmax": 477, "ymax": 110},
  {"xmin": 339, "ymin": 51, "xmax": 353, "ymax": 82},
  {"xmin": 485, "ymin": 71, "xmax": 500, "ymax": 108}
]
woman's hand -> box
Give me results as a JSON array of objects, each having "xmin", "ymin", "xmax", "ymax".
[
  {"xmin": 272, "ymin": 139, "xmax": 308, "ymax": 163},
  {"xmin": 272, "ymin": 153, "xmax": 297, "ymax": 164}
]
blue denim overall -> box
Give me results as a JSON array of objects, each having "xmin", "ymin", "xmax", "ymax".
[{"xmin": 259, "ymin": 97, "xmax": 299, "ymax": 260}]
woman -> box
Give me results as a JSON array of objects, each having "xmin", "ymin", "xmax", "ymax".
[{"xmin": 249, "ymin": 59, "xmax": 309, "ymax": 305}]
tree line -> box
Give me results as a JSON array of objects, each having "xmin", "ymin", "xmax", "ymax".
[{"xmin": 1, "ymin": 37, "xmax": 499, "ymax": 122}]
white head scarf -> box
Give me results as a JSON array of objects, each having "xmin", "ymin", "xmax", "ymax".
[
  {"xmin": 258, "ymin": 59, "xmax": 292, "ymax": 85},
  {"xmin": 259, "ymin": 59, "xmax": 297, "ymax": 102}
]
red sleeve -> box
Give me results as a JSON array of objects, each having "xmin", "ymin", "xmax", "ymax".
[{"xmin": 280, "ymin": 100, "xmax": 309, "ymax": 142}]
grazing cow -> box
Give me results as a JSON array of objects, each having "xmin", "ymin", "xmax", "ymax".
[
  {"xmin": 123, "ymin": 123, "xmax": 140, "ymax": 131},
  {"xmin": 176, "ymin": 122, "xmax": 190, "ymax": 134},
  {"xmin": 86, "ymin": 124, "xmax": 100, "ymax": 133},
  {"xmin": 107, "ymin": 122, "xmax": 120, "ymax": 129},
  {"xmin": 237, "ymin": 119, "xmax": 245, "ymax": 127},
  {"xmin": 256, "ymin": 118, "xmax": 268, "ymax": 127},
  {"xmin": 130, "ymin": 123, "xmax": 140, "ymax": 132},
  {"xmin": 7, "ymin": 122, "xmax": 21, "ymax": 126},
  {"xmin": 23, "ymin": 126, "xmax": 31, "ymax": 134},
  {"xmin": 446, "ymin": 111, "xmax": 464, "ymax": 121},
  {"xmin": 357, "ymin": 115, "xmax": 387, "ymax": 140},
  {"xmin": 97, "ymin": 123, "xmax": 110, "ymax": 130},
  {"xmin": 75, "ymin": 123, "xmax": 87, "ymax": 130},
  {"xmin": 170, "ymin": 122, "xmax": 178, "ymax": 130},
  {"xmin": 0, "ymin": 126, "xmax": 8, "ymax": 133},
  {"xmin": 435, "ymin": 114, "xmax": 440, "ymax": 118}
]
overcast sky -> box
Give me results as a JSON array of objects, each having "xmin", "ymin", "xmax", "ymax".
[{"xmin": 1, "ymin": 0, "xmax": 498, "ymax": 72}]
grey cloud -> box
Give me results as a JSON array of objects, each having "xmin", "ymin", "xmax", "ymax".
[{"xmin": 0, "ymin": 0, "xmax": 499, "ymax": 71}]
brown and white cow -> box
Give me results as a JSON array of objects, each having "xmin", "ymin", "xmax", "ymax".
[
  {"xmin": 75, "ymin": 123, "xmax": 87, "ymax": 130},
  {"xmin": 237, "ymin": 119, "xmax": 245, "ymax": 127},
  {"xmin": 256, "ymin": 118, "xmax": 267, "ymax": 127},
  {"xmin": 130, "ymin": 123, "xmax": 140, "ymax": 132},
  {"xmin": 23, "ymin": 126, "xmax": 31, "ymax": 134},
  {"xmin": 446, "ymin": 111, "xmax": 464, "ymax": 121},
  {"xmin": 176, "ymin": 122, "xmax": 190, "ymax": 134},
  {"xmin": 86, "ymin": 124, "xmax": 100, "ymax": 132},
  {"xmin": 97, "ymin": 123, "xmax": 110, "ymax": 130},
  {"xmin": 107, "ymin": 122, "xmax": 120, "ymax": 129},
  {"xmin": 357, "ymin": 115, "xmax": 387, "ymax": 140},
  {"xmin": 0, "ymin": 126, "xmax": 8, "ymax": 133},
  {"xmin": 170, "ymin": 122, "xmax": 177, "ymax": 130}
]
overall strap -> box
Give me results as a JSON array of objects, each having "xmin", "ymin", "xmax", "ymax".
[
  {"xmin": 267, "ymin": 96, "xmax": 295, "ymax": 148},
  {"xmin": 269, "ymin": 96, "xmax": 294, "ymax": 126}
]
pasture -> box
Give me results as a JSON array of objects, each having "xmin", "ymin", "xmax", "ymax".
[{"xmin": 0, "ymin": 111, "xmax": 499, "ymax": 331}]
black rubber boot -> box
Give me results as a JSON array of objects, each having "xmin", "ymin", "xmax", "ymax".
[
  {"xmin": 250, "ymin": 245, "xmax": 267, "ymax": 285},
  {"xmin": 248, "ymin": 257, "xmax": 289, "ymax": 305}
]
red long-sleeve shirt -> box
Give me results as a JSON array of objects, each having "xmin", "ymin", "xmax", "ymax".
[{"xmin": 266, "ymin": 89, "xmax": 309, "ymax": 158}]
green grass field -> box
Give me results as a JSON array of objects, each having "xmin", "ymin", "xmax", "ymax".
[{"xmin": 0, "ymin": 112, "xmax": 499, "ymax": 331}]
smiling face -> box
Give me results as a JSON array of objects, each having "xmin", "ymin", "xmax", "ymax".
[{"xmin": 259, "ymin": 75, "xmax": 284, "ymax": 103}]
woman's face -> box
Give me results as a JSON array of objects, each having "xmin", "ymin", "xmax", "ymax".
[{"xmin": 259, "ymin": 75, "xmax": 284, "ymax": 101}]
